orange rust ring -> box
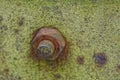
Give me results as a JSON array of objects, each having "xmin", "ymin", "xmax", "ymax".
[{"xmin": 30, "ymin": 27, "xmax": 68, "ymax": 63}]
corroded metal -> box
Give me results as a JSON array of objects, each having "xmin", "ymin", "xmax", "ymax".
[{"xmin": 31, "ymin": 27, "xmax": 67, "ymax": 61}]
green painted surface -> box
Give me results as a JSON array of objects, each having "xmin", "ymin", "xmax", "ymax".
[{"xmin": 0, "ymin": 0, "xmax": 120, "ymax": 80}]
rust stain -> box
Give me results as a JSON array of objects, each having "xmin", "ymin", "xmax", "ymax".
[{"xmin": 93, "ymin": 53, "xmax": 107, "ymax": 67}]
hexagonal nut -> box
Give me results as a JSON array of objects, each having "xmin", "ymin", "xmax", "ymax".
[{"xmin": 31, "ymin": 27, "xmax": 68, "ymax": 61}]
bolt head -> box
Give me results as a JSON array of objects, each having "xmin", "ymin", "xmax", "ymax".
[
  {"xmin": 37, "ymin": 40, "xmax": 55, "ymax": 59},
  {"xmin": 31, "ymin": 27, "xmax": 67, "ymax": 61}
]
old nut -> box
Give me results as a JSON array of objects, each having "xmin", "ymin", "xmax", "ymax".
[{"xmin": 31, "ymin": 27, "xmax": 68, "ymax": 61}]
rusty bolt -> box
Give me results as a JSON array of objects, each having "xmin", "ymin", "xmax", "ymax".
[
  {"xmin": 31, "ymin": 27, "xmax": 67, "ymax": 61},
  {"xmin": 37, "ymin": 40, "xmax": 55, "ymax": 59}
]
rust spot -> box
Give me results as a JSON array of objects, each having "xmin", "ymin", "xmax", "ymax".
[
  {"xmin": 117, "ymin": 65, "xmax": 120, "ymax": 69},
  {"xmin": 116, "ymin": 65, "xmax": 120, "ymax": 72},
  {"xmin": 77, "ymin": 56, "xmax": 84, "ymax": 65},
  {"xmin": 3, "ymin": 68, "xmax": 9, "ymax": 75},
  {"xmin": 93, "ymin": 53, "xmax": 107, "ymax": 67},
  {"xmin": 30, "ymin": 27, "xmax": 69, "ymax": 66}
]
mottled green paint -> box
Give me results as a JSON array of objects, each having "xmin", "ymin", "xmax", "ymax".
[{"xmin": 0, "ymin": 0, "xmax": 120, "ymax": 80}]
